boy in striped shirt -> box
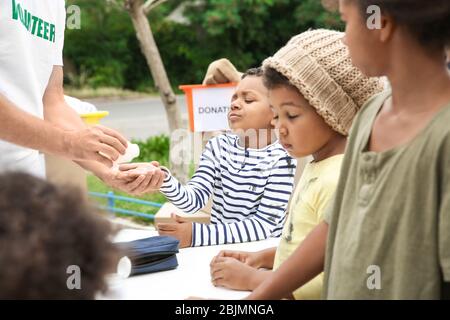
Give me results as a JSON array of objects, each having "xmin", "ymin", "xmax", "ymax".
[{"xmin": 156, "ymin": 68, "xmax": 296, "ymax": 248}]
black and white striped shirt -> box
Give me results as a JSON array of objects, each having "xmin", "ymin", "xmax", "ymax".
[{"xmin": 160, "ymin": 134, "xmax": 296, "ymax": 247}]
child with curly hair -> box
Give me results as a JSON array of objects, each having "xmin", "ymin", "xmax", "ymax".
[{"xmin": 0, "ymin": 172, "xmax": 119, "ymax": 299}]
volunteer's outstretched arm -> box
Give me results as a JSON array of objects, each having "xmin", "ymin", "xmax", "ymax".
[
  {"xmin": 0, "ymin": 66, "xmax": 127, "ymax": 167},
  {"xmin": 43, "ymin": 66, "xmax": 163, "ymax": 194}
]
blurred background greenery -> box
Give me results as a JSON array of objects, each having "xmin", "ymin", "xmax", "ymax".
[{"xmin": 64, "ymin": 0, "xmax": 343, "ymax": 93}]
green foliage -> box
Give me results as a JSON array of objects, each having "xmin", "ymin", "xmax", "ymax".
[
  {"xmin": 132, "ymin": 134, "xmax": 170, "ymax": 166},
  {"xmin": 64, "ymin": 0, "xmax": 343, "ymax": 91},
  {"xmin": 65, "ymin": 0, "xmax": 134, "ymax": 88},
  {"xmin": 184, "ymin": 0, "xmax": 343, "ymax": 71},
  {"xmin": 87, "ymin": 60, "xmax": 126, "ymax": 88}
]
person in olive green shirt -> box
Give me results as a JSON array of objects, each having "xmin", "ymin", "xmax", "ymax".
[{"xmin": 246, "ymin": 0, "xmax": 450, "ymax": 300}]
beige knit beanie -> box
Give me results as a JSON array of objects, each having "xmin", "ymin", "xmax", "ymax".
[{"xmin": 262, "ymin": 29, "xmax": 385, "ymax": 136}]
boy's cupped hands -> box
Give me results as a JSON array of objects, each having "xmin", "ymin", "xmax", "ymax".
[{"xmin": 103, "ymin": 161, "xmax": 166, "ymax": 196}]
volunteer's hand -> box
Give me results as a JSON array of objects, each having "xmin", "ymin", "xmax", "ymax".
[
  {"xmin": 212, "ymin": 250, "xmax": 263, "ymax": 269},
  {"xmin": 65, "ymin": 125, "xmax": 128, "ymax": 167},
  {"xmin": 202, "ymin": 58, "xmax": 242, "ymax": 85},
  {"xmin": 115, "ymin": 161, "xmax": 166, "ymax": 194},
  {"xmin": 157, "ymin": 213, "xmax": 193, "ymax": 248}
]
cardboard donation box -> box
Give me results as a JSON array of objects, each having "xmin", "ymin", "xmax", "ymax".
[
  {"xmin": 45, "ymin": 111, "xmax": 110, "ymax": 193},
  {"xmin": 180, "ymin": 83, "xmax": 237, "ymax": 132}
]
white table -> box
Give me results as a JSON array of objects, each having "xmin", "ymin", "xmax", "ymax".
[{"xmin": 102, "ymin": 229, "xmax": 279, "ymax": 300}]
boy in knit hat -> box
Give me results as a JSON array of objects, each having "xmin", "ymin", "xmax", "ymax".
[{"xmin": 209, "ymin": 29, "xmax": 384, "ymax": 299}]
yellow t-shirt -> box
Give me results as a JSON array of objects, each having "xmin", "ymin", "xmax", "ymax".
[{"xmin": 273, "ymin": 154, "xmax": 343, "ymax": 300}]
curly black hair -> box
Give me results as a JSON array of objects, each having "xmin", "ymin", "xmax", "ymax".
[
  {"xmin": 0, "ymin": 172, "xmax": 119, "ymax": 299},
  {"xmin": 351, "ymin": 0, "xmax": 450, "ymax": 51},
  {"xmin": 241, "ymin": 67, "xmax": 264, "ymax": 80},
  {"xmin": 262, "ymin": 66, "xmax": 297, "ymax": 91}
]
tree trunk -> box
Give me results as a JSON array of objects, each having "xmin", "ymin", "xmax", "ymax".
[{"xmin": 126, "ymin": 0, "xmax": 188, "ymax": 183}]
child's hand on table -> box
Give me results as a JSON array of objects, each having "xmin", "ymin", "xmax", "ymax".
[
  {"xmin": 212, "ymin": 250, "xmax": 263, "ymax": 269},
  {"xmin": 157, "ymin": 213, "xmax": 193, "ymax": 248},
  {"xmin": 209, "ymin": 256, "xmax": 262, "ymax": 291}
]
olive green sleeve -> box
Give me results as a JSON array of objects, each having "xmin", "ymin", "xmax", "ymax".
[
  {"xmin": 440, "ymin": 148, "xmax": 450, "ymax": 282},
  {"xmin": 439, "ymin": 133, "xmax": 450, "ymax": 281}
]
